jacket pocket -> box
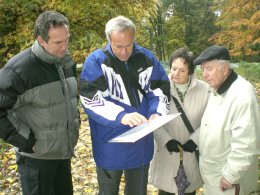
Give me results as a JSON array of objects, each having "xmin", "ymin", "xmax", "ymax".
[{"xmin": 33, "ymin": 129, "xmax": 68, "ymax": 156}]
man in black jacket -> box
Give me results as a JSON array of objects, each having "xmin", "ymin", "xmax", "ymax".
[{"xmin": 0, "ymin": 11, "xmax": 80, "ymax": 195}]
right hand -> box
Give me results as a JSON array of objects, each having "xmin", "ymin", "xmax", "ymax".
[
  {"xmin": 166, "ymin": 139, "xmax": 181, "ymax": 152},
  {"xmin": 182, "ymin": 139, "xmax": 197, "ymax": 152},
  {"xmin": 18, "ymin": 131, "xmax": 36, "ymax": 153},
  {"xmin": 121, "ymin": 112, "xmax": 148, "ymax": 127}
]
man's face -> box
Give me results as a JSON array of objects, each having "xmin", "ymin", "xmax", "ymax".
[
  {"xmin": 110, "ymin": 29, "xmax": 134, "ymax": 62},
  {"xmin": 201, "ymin": 60, "xmax": 228, "ymax": 90},
  {"xmin": 38, "ymin": 25, "xmax": 70, "ymax": 58}
]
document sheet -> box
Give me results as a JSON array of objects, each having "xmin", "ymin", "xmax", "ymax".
[{"xmin": 109, "ymin": 113, "xmax": 181, "ymax": 143}]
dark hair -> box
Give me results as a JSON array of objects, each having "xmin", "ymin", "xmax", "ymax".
[
  {"xmin": 34, "ymin": 11, "xmax": 69, "ymax": 42},
  {"xmin": 168, "ymin": 48, "xmax": 195, "ymax": 74}
]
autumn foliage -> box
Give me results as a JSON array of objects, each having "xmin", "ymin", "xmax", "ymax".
[{"xmin": 209, "ymin": 0, "xmax": 260, "ymax": 59}]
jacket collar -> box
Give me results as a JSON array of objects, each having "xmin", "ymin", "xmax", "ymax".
[{"xmin": 216, "ymin": 69, "xmax": 238, "ymax": 95}]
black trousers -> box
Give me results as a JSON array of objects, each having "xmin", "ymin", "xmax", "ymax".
[
  {"xmin": 96, "ymin": 164, "xmax": 149, "ymax": 195},
  {"xmin": 158, "ymin": 189, "xmax": 196, "ymax": 195},
  {"xmin": 16, "ymin": 153, "xmax": 73, "ymax": 195}
]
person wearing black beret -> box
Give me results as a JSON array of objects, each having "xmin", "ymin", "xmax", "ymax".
[
  {"xmin": 193, "ymin": 45, "xmax": 230, "ymax": 65},
  {"xmin": 149, "ymin": 48, "xmax": 210, "ymax": 195},
  {"xmin": 194, "ymin": 46, "xmax": 260, "ymax": 195}
]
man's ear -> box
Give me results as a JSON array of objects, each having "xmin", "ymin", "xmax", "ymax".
[
  {"xmin": 37, "ymin": 36, "xmax": 46, "ymax": 47},
  {"xmin": 223, "ymin": 62, "xmax": 230, "ymax": 74}
]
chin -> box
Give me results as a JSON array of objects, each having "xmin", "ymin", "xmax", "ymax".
[
  {"xmin": 172, "ymin": 79, "xmax": 181, "ymax": 83},
  {"xmin": 120, "ymin": 58, "xmax": 129, "ymax": 62}
]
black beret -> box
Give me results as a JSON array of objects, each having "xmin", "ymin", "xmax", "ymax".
[{"xmin": 193, "ymin": 45, "xmax": 230, "ymax": 65}]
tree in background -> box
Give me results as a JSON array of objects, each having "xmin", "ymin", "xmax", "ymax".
[
  {"xmin": 150, "ymin": 0, "xmax": 218, "ymax": 62},
  {"xmin": 0, "ymin": 0, "xmax": 39, "ymax": 67},
  {"xmin": 210, "ymin": 0, "xmax": 260, "ymax": 61},
  {"xmin": 0, "ymin": 0, "xmax": 158, "ymax": 67},
  {"xmin": 1, "ymin": 0, "xmax": 259, "ymax": 67},
  {"xmin": 149, "ymin": 2, "xmax": 166, "ymax": 61}
]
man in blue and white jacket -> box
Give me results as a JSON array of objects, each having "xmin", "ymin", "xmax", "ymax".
[{"xmin": 80, "ymin": 16, "xmax": 170, "ymax": 195}]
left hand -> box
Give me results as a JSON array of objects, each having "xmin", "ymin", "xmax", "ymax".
[
  {"xmin": 149, "ymin": 113, "xmax": 160, "ymax": 121},
  {"xmin": 182, "ymin": 139, "xmax": 197, "ymax": 152},
  {"xmin": 220, "ymin": 177, "xmax": 233, "ymax": 192}
]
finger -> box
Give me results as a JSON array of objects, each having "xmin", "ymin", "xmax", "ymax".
[
  {"xmin": 128, "ymin": 121, "xmax": 134, "ymax": 127},
  {"xmin": 132, "ymin": 113, "xmax": 148, "ymax": 124},
  {"xmin": 220, "ymin": 185, "xmax": 225, "ymax": 192},
  {"xmin": 130, "ymin": 116, "xmax": 145, "ymax": 125},
  {"xmin": 149, "ymin": 114, "xmax": 159, "ymax": 121},
  {"xmin": 121, "ymin": 114, "xmax": 135, "ymax": 126}
]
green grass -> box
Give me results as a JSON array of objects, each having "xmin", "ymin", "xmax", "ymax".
[
  {"xmin": 0, "ymin": 140, "xmax": 10, "ymax": 152},
  {"xmin": 234, "ymin": 62, "xmax": 260, "ymax": 84}
]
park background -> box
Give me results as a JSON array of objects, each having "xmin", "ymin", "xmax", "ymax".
[{"xmin": 0, "ymin": 0, "xmax": 259, "ymax": 194}]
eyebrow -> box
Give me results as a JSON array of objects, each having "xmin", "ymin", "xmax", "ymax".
[{"xmin": 53, "ymin": 36, "xmax": 70, "ymax": 44}]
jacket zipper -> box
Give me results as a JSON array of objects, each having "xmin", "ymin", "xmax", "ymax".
[{"xmin": 124, "ymin": 62, "xmax": 140, "ymax": 107}]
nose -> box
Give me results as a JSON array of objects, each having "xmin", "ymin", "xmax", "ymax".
[
  {"xmin": 61, "ymin": 41, "xmax": 68, "ymax": 51},
  {"xmin": 203, "ymin": 70, "xmax": 208, "ymax": 79},
  {"xmin": 175, "ymin": 69, "xmax": 180, "ymax": 75},
  {"xmin": 121, "ymin": 47, "xmax": 128, "ymax": 55}
]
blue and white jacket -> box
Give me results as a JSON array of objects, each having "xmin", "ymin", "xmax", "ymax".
[{"xmin": 80, "ymin": 43, "xmax": 170, "ymax": 170}]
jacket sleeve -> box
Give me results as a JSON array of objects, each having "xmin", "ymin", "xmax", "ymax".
[
  {"xmin": 222, "ymin": 91, "xmax": 260, "ymax": 184},
  {"xmin": 0, "ymin": 67, "xmax": 35, "ymax": 152},
  {"xmin": 79, "ymin": 52, "xmax": 126, "ymax": 128},
  {"xmin": 144, "ymin": 53, "xmax": 170, "ymax": 117}
]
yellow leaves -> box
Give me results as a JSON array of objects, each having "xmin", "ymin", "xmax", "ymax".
[
  {"xmin": 5, "ymin": 177, "xmax": 15, "ymax": 185},
  {"xmin": 7, "ymin": 165, "xmax": 17, "ymax": 171},
  {"xmin": 84, "ymin": 188, "xmax": 94, "ymax": 193},
  {"xmin": 255, "ymin": 82, "xmax": 260, "ymax": 104},
  {"xmin": 2, "ymin": 156, "xmax": 8, "ymax": 164},
  {"xmin": 0, "ymin": 145, "xmax": 19, "ymax": 192},
  {"xmin": 212, "ymin": 0, "xmax": 259, "ymax": 57},
  {"xmin": 0, "ymin": 108, "xmax": 167, "ymax": 194}
]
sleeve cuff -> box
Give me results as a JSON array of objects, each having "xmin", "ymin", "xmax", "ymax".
[{"xmin": 222, "ymin": 164, "xmax": 240, "ymax": 184}]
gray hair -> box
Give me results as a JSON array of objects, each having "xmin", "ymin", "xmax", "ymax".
[
  {"xmin": 218, "ymin": 59, "xmax": 235, "ymax": 69},
  {"xmin": 105, "ymin": 16, "xmax": 136, "ymax": 43},
  {"xmin": 34, "ymin": 11, "xmax": 69, "ymax": 42}
]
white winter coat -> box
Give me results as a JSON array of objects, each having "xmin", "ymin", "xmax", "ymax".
[
  {"xmin": 199, "ymin": 75, "xmax": 260, "ymax": 195},
  {"xmin": 149, "ymin": 75, "xmax": 210, "ymax": 193}
]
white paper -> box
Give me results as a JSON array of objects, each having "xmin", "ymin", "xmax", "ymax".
[{"xmin": 109, "ymin": 113, "xmax": 181, "ymax": 143}]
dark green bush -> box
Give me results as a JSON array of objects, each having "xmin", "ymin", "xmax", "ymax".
[{"xmin": 234, "ymin": 62, "xmax": 260, "ymax": 84}]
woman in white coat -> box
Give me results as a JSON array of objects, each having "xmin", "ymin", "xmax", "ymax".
[{"xmin": 149, "ymin": 48, "xmax": 210, "ymax": 195}]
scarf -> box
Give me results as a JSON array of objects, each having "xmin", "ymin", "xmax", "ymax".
[{"xmin": 175, "ymin": 76, "xmax": 191, "ymax": 102}]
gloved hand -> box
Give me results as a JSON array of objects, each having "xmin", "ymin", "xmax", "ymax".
[
  {"xmin": 166, "ymin": 139, "xmax": 181, "ymax": 152},
  {"xmin": 18, "ymin": 131, "xmax": 36, "ymax": 153},
  {"xmin": 182, "ymin": 139, "xmax": 197, "ymax": 152}
]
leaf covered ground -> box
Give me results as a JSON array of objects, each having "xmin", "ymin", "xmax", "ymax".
[
  {"xmin": 0, "ymin": 109, "xmax": 160, "ymax": 195},
  {"xmin": 0, "ymin": 82, "xmax": 259, "ymax": 195}
]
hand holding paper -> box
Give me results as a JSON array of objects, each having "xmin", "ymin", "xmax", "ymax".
[
  {"xmin": 110, "ymin": 113, "xmax": 181, "ymax": 143},
  {"xmin": 121, "ymin": 112, "xmax": 148, "ymax": 127}
]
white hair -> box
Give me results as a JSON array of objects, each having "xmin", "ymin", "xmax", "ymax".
[
  {"xmin": 105, "ymin": 16, "xmax": 136, "ymax": 43},
  {"xmin": 218, "ymin": 59, "xmax": 235, "ymax": 69}
]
